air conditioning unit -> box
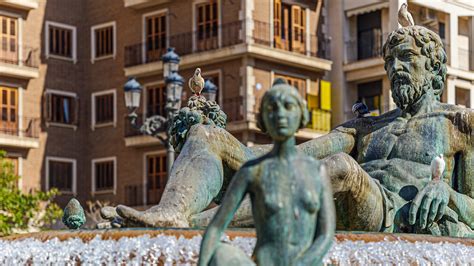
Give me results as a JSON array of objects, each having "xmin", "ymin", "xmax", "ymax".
[{"xmin": 419, "ymin": 7, "xmax": 437, "ymax": 25}]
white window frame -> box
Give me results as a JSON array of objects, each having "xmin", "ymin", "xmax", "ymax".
[
  {"xmin": 91, "ymin": 156, "xmax": 117, "ymax": 195},
  {"xmin": 45, "ymin": 156, "xmax": 77, "ymax": 195},
  {"xmin": 142, "ymin": 9, "xmax": 169, "ymax": 64},
  {"xmin": 192, "ymin": 0, "xmax": 222, "ymax": 52},
  {"xmin": 44, "ymin": 88, "xmax": 78, "ymax": 130},
  {"xmin": 90, "ymin": 21, "xmax": 117, "ymax": 63},
  {"xmin": 44, "ymin": 21, "xmax": 77, "ymax": 63},
  {"xmin": 91, "ymin": 89, "xmax": 117, "ymax": 129}
]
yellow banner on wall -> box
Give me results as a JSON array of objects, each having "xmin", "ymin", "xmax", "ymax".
[{"xmin": 320, "ymin": 80, "xmax": 331, "ymax": 111}]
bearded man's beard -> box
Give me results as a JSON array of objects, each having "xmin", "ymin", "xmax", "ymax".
[{"xmin": 391, "ymin": 72, "xmax": 428, "ymax": 110}]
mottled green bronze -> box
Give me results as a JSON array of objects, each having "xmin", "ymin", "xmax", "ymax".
[
  {"xmin": 63, "ymin": 198, "xmax": 86, "ymax": 230},
  {"xmin": 199, "ymin": 79, "xmax": 335, "ymax": 266},
  {"xmin": 106, "ymin": 25, "xmax": 474, "ymax": 237},
  {"xmin": 169, "ymin": 95, "xmax": 227, "ymax": 152}
]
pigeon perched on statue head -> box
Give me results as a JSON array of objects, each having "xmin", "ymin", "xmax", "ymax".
[
  {"xmin": 188, "ymin": 68, "xmax": 205, "ymax": 96},
  {"xmin": 398, "ymin": 3, "xmax": 415, "ymax": 27},
  {"xmin": 62, "ymin": 198, "xmax": 86, "ymax": 230},
  {"xmin": 430, "ymin": 154, "xmax": 445, "ymax": 181},
  {"xmin": 352, "ymin": 101, "xmax": 370, "ymax": 118}
]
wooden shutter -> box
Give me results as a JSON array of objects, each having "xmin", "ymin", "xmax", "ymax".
[
  {"xmin": 196, "ymin": 0, "xmax": 218, "ymax": 51},
  {"xmin": 320, "ymin": 80, "xmax": 331, "ymax": 111},
  {"xmin": 291, "ymin": 6, "xmax": 305, "ymax": 53},
  {"xmin": 0, "ymin": 16, "xmax": 18, "ymax": 64},
  {"xmin": 43, "ymin": 92, "xmax": 52, "ymax": 122},
  {"xmin": 0, "ymin": 87, "xmax": 17, "ymax": 134},
  {"xmin": 146, "ymin": 154, "xmax": 167, "ymax": 205},
  {"xmin": 274, "ymin": 0, "xmax": 282, "ymax": 48},
  {"xmin": 72, "ymin": 96, "xmax": 79, "ymax": 125},
  {"xmin": 146, "ymin": 13, "xmax": 166, "ymax": 62}
]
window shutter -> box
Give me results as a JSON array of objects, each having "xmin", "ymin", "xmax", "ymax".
[
  {"xmin": 291, "ymin": 5, "xmax": 303, "ymax": 53},
  {"xmin": 274, "ymin": 0, "xmax": 282, "ymax": 48},
  {"xmin": 320, "ymin": 80, "xmax": 331, "ymax": 111},
  {"xmin": 73, "ymin": 96, "xmax": 79, "ymax": 125},
  {"xmin": 301, "ymin": 8, "xmax": 306, "ymax": 53},
  {"xmin": 43, "ymin": 92, "xmax": 52, "ymax": 122}
]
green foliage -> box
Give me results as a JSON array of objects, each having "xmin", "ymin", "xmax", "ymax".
[{"xmin": 0, "ymin": 151, "xmax": 62, "ymax": 236}]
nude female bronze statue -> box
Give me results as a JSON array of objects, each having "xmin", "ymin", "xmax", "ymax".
[{"xmin": 198, "ymin": 79, "xmax": 335, "ymax": 266}]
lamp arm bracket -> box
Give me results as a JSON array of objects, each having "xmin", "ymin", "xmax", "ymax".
[{"xmin": 139, "ymin": 115, "xmax": 168, "ymax": 137}]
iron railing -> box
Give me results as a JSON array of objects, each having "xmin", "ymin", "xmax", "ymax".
[
  {"xmin": 253, "ymin": 20, "xmax": 331, "ymax": 60},
  {"xmin": 124, "ymin": 19, "xmax": 332, "ymax": 67},
  {"xmin": 125, "ymin": 20, "xmax": 244, "ymax": 67},
  {"xmin": 345, "ymin": 30, "xmax": 390, "ymax": 63},
  {"xmin": 0, "ymin": 116, "xmax": 40, "ymax": 138},
  {"xmin": 0, "ymin": 45, "xmax": 39, "ymax": 68},
  {"xmin": 254, "ymin": 96, "xmax": 331, "ymax": 132},
  {"xmin": 124, "ymin": 183, "xmax": 167, "ymax": 206},
  {"xmin": 124, "ymin": 184, "xmax": 144, "ymax": 206}
]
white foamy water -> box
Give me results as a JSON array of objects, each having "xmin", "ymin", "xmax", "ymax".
[{"xmin": 0, "ymin": 234, "xmax": 473, "ymax": 265}]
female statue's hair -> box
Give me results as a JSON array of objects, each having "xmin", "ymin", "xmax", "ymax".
[
  {"xmin": 257, "ymin": 78, "xmax": 309, "ymax": 133},
  {"xmin": 382, "ymin": 26, "xmax": 447, "ymax": 100}
]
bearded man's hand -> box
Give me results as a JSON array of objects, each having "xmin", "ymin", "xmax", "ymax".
[{"xmin": 409, "ymin": 180, "xmax": 451, "ymax": 229}]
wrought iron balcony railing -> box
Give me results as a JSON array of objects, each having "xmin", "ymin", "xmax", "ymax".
[
  {"xmin": 0, "ymin": 116, "xmax": 40, "ymax": 138},
  {"xmin": 125, "ymin": 20, "xmax": 243, "ymax": 67},
  {"xmin": 124, "ymin": 19, "xmax": 331, "ymax": 67},
  {"xmin": 0, "ymin": 45, "xmax": 39, "ymax": 68}
]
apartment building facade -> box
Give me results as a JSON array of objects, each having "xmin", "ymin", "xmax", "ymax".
[
  {"xmin": 0, "ymin": 0, "xmax": 332, "ymax": 207},
  {"xmin": 329, "ymin": 0, "xmax": 474, "ymax": 124}
]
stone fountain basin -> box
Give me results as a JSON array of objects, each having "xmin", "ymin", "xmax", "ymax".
[{"xmin": 2, "ymin": 229, "xmax": 474, "ymax": 265}]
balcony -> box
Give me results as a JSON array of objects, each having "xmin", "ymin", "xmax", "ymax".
[
  {"xmin": 0, "ymin": 116, "xmax": 40, "ymax": 149},
  {"xmin": 0, "ymin": 0, "xmax": 38, "ymax": 10},
  {"xmin": 253, "ymin": 20, "xmax": 331, "ymax": 60},
  {"xmin": 125, "ymin": 21, "xmax": 243, "ymax": 68},
  {"xmin": 345, "ymin": 30, "xmax": 388, "ymax": 64},
  {"xmin": 0, "ymin": 45, "xmax": 40, "ymax": 80},
  {"xmin": 124, "ymin": 20, "xmax": 331, "ymax": 77},
  {"xmin": 123, "ymin": 0, "xmax": 170, "ymax": 9}
]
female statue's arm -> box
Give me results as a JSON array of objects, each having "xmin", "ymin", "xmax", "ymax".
[
  {"xmin": 295, "ymin": 167, "xmax": 336, "ymax": 265},
  {"xmin": 198, "ymin": 168, "xmax": 251, "ymax": 266}
]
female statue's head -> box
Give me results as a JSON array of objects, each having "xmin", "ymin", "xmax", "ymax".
[{"xmin": 257, "ymin": 78, "xmax": 309, "ymax": 141}]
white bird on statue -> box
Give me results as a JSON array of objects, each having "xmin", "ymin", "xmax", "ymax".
[
  {"xmin": 430, "ymin": 154, "xmax": 445, "ymax": 181},
  {"xmin": 398, "ymin": 3, "xmax": 415, "ymax": 27},
  {"xmin": 188, "ymin": 68, "xmax": 205, "ymax": 96}
]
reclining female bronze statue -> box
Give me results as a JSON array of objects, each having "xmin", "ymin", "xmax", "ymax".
[{"xmin": 108, "ymin": 25, "xmax": 474, "ymax": 238}]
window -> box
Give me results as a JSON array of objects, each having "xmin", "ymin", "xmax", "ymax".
[
  {"xmin": 91, "ymin": 22, "xmax": 116, "ymax": 62},
  {"xmin": 44, "ymin": 90, "xmax": 79, "ymax": 127},
  {"xmin": 196, "ymin": 0, "xmax": 218, "ymax": 51},
  {"xmin": 92, "ymin": 89, "xmax": 116, "ymax": 128},
  {"xmin": 92, "ymin": 157, "xmax": 116, "ymax": 194},
  {"xmin": 0, "ymin": 86, "xmax": 17, "ymax": 135},
  {"xmin": 145, "ymin": 12, "xmax": 166, "ymax": 62},
  {"xmin": 146, "ymin": 83, "xmax": 166, "ymax": 117},
  {"xmin": 275, "ymin": 74, "xmax": 306, "ymax": 97},
  {"xmin": 358, "ymin": 80, "xmax": 382, "ymax": 115},
  {"xmin": 0, "ymin": 15, "xmax": 18, "ymax": 64},
  {"xmin": 357, "ymin": 11, "xmax": 382, "ymax": 60},
  {"xmin": 45, "ymin": 21, "xmax": 77, "ymax": 62},
  {"xmin": 455, "ymin": 87, "xmax": 471, "ymax": 108},
  {"xmin": 46, "ymin": 157, "xmax": 76, "ymax": 194},
  {"xmin": 273, "ymin": 1, "xmax": 306, "ymax": 53},
  {"xmin": 146, "ymin": 153, "xmax": 167, "ymax": 205}
]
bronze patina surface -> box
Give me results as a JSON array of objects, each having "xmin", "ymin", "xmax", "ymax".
[
  {"xmin": 198, "ymin": 79, "xmax": 335, "ymax": 265},
  {"xmin": 106, "ymin": 25, "xmax": 474, "ymax": 238}
]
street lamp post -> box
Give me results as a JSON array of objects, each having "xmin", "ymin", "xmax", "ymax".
[
  {"xmin": 202, "ymin": 78, "xmax": 218, "ymax": 102},
  {"xmin": 123, "ymin": 47, "xmax": 184, "ymax": 178}
]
